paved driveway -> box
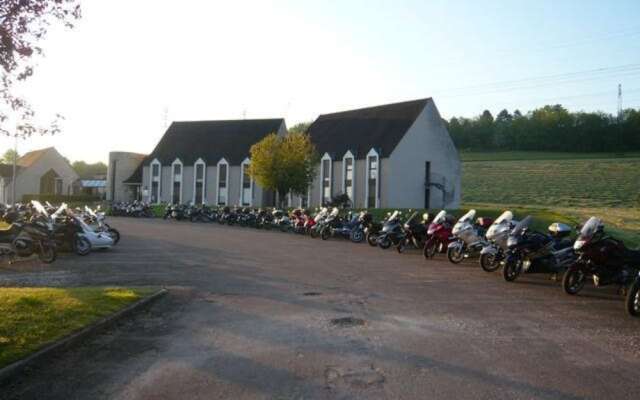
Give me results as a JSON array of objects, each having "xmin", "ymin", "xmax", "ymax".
[{"xmin": 1, "ymin": 218, "xmax": 639, "ymax": 400}]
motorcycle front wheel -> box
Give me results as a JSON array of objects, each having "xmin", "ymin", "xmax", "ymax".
[
  {"xmin": 625, "ymin": 280, "xmax": 640, "ymax": 317},
  {"xmin": 108, "ymin": 228, "xmax": 121, "ymax": 245},
  {"xmin": 423, "ymin": 240, "xmax": 437, "ymax": 259},
  {"xmin": 562, "ymin": 266, "xmax": 586, "ymax": 295},
  {"xmin": 396, "ymin": 240, "xmax": 406, "ymax": 254},
  {"xmin": 366, "ymin": 232, "xmax": 378, "ymax": 247},
  {"xmin": 74, "ymin": 236, "xmax": 92, "ymax": 256},
  {"xmin": 350, "ymin": 229, "xmax": 364, "ymax": 243},
  {"xmin": 321, "ymin": 227, "xmax": 331, "ymax": 240},
  {"xmin": 479, "ymin": 253, "xmax": 500, "ymax": 272},
  {"xmin": 503, "ymin": 257, "xmax": 521, "ymax": 282},
  {"xmin": 378, "ymin": 237, "xmax": 391, "ymax": 250},
  {"xmin": 447, "ymin": 245, "xmax": 465, "ymax": 264},
  {"xmin": 38, "ymin": 243, "xmax": 57, "ymax": 264}
]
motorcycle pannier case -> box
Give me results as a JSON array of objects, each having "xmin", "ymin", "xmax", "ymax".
[{"xmin": 548, "ymin": 222, "xmax": 571, "ymax": 238}]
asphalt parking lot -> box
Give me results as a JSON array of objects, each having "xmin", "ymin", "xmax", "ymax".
[{"xmin": 1, "ymin": 217, "xmax": 639, "ymax": 400}]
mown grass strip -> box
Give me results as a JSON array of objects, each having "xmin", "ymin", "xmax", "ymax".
[{"xmin": 0, "ymin": 287, "xmax": 156, "ymax": 368}]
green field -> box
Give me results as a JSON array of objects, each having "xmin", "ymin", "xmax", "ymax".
[{"xmin": 461, "ymin": 152, "xmax": 639, "ymax": 247}]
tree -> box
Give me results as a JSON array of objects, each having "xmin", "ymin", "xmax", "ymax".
[
  {"xmin": 248, "ymin": 132, "xmax": 319, "ymax": 207},
  {"xmin": 287, "ymin": 121, "xmax": 312, "ymax": 135},
  {"xmin": 1, "ymin": 1, "xmax": 81, "ymax": 137},
  {"xmin": 1, "ymin": 149, "xmax": 18, "ymax": 164},
  {"xmin": 72, "ymin": 160, "xmax": 108, "ymax": 179}
]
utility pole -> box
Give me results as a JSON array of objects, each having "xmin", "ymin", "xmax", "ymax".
[
  {"xmin": 11, "ymin": 131, "xmax": 17, "ymax": 205},
  {"xmin": 617, "ymin": 84, "xmax": 623, "ymax": 122}
]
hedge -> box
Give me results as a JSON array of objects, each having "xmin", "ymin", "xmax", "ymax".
[{"xmin": 22, "ymin": 194, "xmax": 102, "ymax": 204}]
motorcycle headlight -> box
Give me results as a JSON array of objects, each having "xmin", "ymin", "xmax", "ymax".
[
  {"xmin": 507, "ymin": 236, "xmax": 518, "ymax": 248},
  {"xmin": 573, "ymin": 239, "xmax": 586, "ymax": 251}
]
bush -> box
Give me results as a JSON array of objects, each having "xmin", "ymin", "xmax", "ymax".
[{"xmin": 22, "ymin": 194, "xmax": 102, "ymax": 204}]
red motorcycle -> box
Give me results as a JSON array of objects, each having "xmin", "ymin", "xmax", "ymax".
[
  {"xmin": 423, "ymin": 210, "xmax": 455, "ymax": 259},
  {"xmin": 290, "ymin": 209, "xmax": 306, "ymax": 234},
  {"xmin": 562, "ymin": 217, "xmax": 640, "ymax": 317}
]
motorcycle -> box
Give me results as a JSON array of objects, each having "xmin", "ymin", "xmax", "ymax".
[
  {"xmin": 562, "ymin": 217, "xmax": 640, "ymax": 317},
  {"xmin": 396, "ymin": 212, "xmax": 430, "ymax": 253},
  {"xmin": 56, "ymin": 204, "xmax": 115, "ymax": 250},
  {"xmin": 503, "ymin": 216, "xmax": 576, "ymax": 282},
  {"xmin": 479, "ymin": 211, "xmax": 516, "ymax": 272},
  {"xmin": 423, "ymin": 210, "xmax": 455, "ymax": 259},
  {"xmin": 84, "ymin": 205, "xmax": 120, "ymax": 244},
  {"xmin": 309, "ymin": 208, "xmax": 329, "ymax": 238},
  {"xmin": 164, "ymin": 204, "xmax": 187, "ymax": 220},
  {"xmin": 272, "ymin": 209, "xmax": 291, "ymax": 232},
  {"xmin": 0, "ymin": 212, "xmax": 57, "ymax": 264},
  {"xmin": 359, "ymin": 212, "xmax": 383, "ymax": 247},
  {"xmin": 447, "ymin": 210, "xmax": 492, "ymax": 264},
  {"xmin": 376, "ymin": 210, "xmax": 404, "ymax": 249},
  {"xmin": 320, "ymin": 209, "xmax": 364, "ymax": 242},
  {"xmin": 31, "ymin": 201, "xmax": 91, "ymax": 256}
]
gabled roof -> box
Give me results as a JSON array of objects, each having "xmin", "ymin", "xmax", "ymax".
[
  {"xmin": 307, "ymin": 98, "xmax": 430, "ymax": 159},
  {"xmin": 143, "ymin": 119, "xmax": 284, "ymax": 166},
  {"xmin": 17, "ymin": 147, "xmax": 54, "ymax": 167}
]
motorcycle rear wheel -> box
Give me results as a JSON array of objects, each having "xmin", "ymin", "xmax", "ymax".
[
  {"xmin": 108, "ymin": 228, "xmax": 121, "ymax": 245},
  {"xmin": 310, "ymin": 227, "xmax": 319, "ymax": 238},
  {"xmin": 562, "ymin": 267, "xmax": 586, "ymax": 295},
  {"xmin": 479, "ymin": 253, "xmax": 500, "ymax": 272},
  {"xmin": 447, "ymin": 246, "xmax": 465, "ymax": 264},
  {"xmin": 350, "ymin": 230, "xmax": 364, "ymax": 243},
  {"xmin": 38, "ymin": 244, "xmax": 57, "ymax": 264},
  {"xmin": 321, "ymin": 228, "xmax": 331, "ymax": 240},
  {"xmin": 366, "ymin": 232, "xmax": 377, "ymax": 247},
  {"xmin": 396, "ymin": 240, "xmax": 406, "ymax": 253},
  {"xmin": 625, "ymin": 280, "xmax": 640, "ymax": 317}
]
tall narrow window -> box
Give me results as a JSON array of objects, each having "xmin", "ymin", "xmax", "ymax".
[
  {"xmin": 366, "ymin": 149, "xmax": 379, "ymax": 208},
  {"xmin": 217, "ymin": 159, "xmax": 229, "ymax": 205},
  {"xmin": 172, "ymin": 159, "xmax": 182, "ymax": 204},
  {"xmin": 193, "ymin": 159, "xmax": 206, "ymax": 205},
  {"xmin": 240, "ymin": 158, "xmax": 252, "ymax": 206},
  {"xmin": 151, "ymin": 159, "xmax": 161, "ymax": 204},
  {"xmin": 342, "ymin": 151, "xmax": 354, "ymax": 204},
  {"xmin": 320, "ymin": 153, "xmax": 332, "ymax": 205}
]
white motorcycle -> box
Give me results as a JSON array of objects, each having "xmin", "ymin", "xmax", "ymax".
[
  {"xmin": 84, "ymin": 206, "xmax": 120, "ymax": 244},
  {"xmin": 447, "ymin": 209, "xmax": 490, "ymax": 264},
  {"xmin": 57, "ymin": 204, "xmax": 115, "ymax": 250},
  {"xmin": 479, "ymin": 211, "xmax": 516, "ymax": 272}
]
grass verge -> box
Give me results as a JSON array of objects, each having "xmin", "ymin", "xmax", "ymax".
[{"xmin": 0, "ymin": 287, "xmax": 156, "ymax": 369}]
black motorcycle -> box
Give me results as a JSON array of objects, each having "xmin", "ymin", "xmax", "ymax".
[
  {"xmin": 376, "ymin": 211, "xmax": 404, "ymax": 249},
  {"xmin": 503, "ymin": 216, "xmax": 576, "ymax": 282},
  {"xmin": 164, "ymin": 204, "xmax": 187, "ymax": 220},
  {"xmin": 562, "ymin": 217, "xmax": 640, "ymax": 317},
  {"xmin": 359, "ymin": 212, "xmax": 383, "ymax": 247},
  {"xmin": 396, "ymin": 212, "xmax": 430, "ymax": 253},
  {"xmin": 0, "ymin": 213, "xmax": 57, "ymax": 264}
]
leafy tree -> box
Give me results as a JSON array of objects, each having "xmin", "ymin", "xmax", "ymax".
[
  {"xmin": 288, "ymin": 121, "xmax": 312, "ymax": 135},
  {"xmin": 0, "ymin": 0, "xmax": 81, "ymax": 137},
  {"xmin": 248, "ymin": 132, "xmax": 319, "ymax": 207},
  {"xmin": 72, "ymin": 160, "xmax": 108, "ymax": 179},
  {"xmin": 1, "ymin": 149, "xmax": 19, "ymax": 164}
]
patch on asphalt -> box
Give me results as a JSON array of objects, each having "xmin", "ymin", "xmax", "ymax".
[
  {"xmin": 330, "ymin": 316, "xmax": 366, "ymax": 328},
  {"xmin": 302, "ymin": 291, "xmax": 322, "ymax": 296},
  {"xmin": 325, "ymin": 364, "xmax": 385, "ymax": 389}
]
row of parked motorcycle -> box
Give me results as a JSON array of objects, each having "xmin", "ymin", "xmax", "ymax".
[
  {"xmin": 110, "ymin": 201, "xmax": 154, "ymax": 218},
  {"xmin": 161, "ymin": 203, "xmax": 640, "ymax": 318},
  {"xmin": 0, "ymin": 201, "xmax": 121, "ymax": 264}
]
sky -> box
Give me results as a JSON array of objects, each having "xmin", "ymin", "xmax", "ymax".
[{"xmin": 1, "ymin": 0, "xmax": 640, "ymax": 163}]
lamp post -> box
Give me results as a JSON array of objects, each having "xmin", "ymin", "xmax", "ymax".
[{"xmin": 11, "ymin": 132, "xmax": 17, "ymax": 205}]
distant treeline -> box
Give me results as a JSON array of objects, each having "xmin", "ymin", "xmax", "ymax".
[{"xmin": 445, "ymin": 105, "xmax": 640, "ymax": 152}]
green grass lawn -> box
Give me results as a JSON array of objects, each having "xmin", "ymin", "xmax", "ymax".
[
  {"xmin": 0, "ymin": 287, "xmax": 156, "ymax": 368},
  {"xmin": 460, "ymin": 151, "xmax": 640, "ymax": 162}
]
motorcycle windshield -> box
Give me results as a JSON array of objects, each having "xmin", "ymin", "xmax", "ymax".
[
  {"xmin": 578, "ymin": 217, "xmax": 601, "ymax": 241},
  {"xmin": 511, "ymin": 215, "xmax": 532, "ymax": 237},
  {"xmin": 389, "ymin": 211, "xmax": 400, "ymax": 221},
  {"xmin": 330, "ymin": 208, "xmax": 339, "ymax": 217},
  {"xmin": 31, "ymin": 200, "xmax": 49, "ymax": 217},
  {"xmin": 432, "ymin": 210, "xmax": 447, "ymax": 224},
  {"xmin": 51, "ymin": 203, "xmax": 68, "ymax": 220},
  {"xmin": 85, "ymin": 206, "xmax": 97, "ymax": 217},
  {"xmin": 458, "ymin": 209, "xmax": 476, "ymax": 224},
  {"xmin": 405, "ymin": 212, "xmax": 418, "ymax": 225},
  {"xmin": 487, "ymin": 211, "xmax": 513, "ymax": 237}
]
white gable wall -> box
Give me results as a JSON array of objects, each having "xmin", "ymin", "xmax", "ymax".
[{"xmin": 387, "ymin": 100, "xmax": 461, "ymax": 209}]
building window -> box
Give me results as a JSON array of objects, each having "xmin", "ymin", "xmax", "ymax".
[
  {"xmin": 193, "ymin": 159, "xmax": 206, "ymax": 205},
  {"xmin": 55, "ymin": 178, "xmax": 63, "ymax": 195},
  {"xmin": 240, "ymin": 158, "xmax": 252, "ymax": 206},
  {"xmin": 217, "ymin": 159, "xmax": 229, "ymax": 206},
  {"xmin": 150, "ymin": 159, "xmax": 161, "ymax": 204},
  {"xmin": 172, "ymin": 159, "xmax": 182, "ymax": 204},
  {"xmin": 366, "ymin": 149, "xmax": 379, "ymax": 208},
  {"xmin": 320, "ymin": 153, "xmax": 332, "ymax": 205},
  {"xmin": 342, "ymin": 151, "xmax": 354, "ymax": 204}
]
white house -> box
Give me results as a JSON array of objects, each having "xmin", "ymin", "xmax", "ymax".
[{"xmin": 297, "ymin": 98, "xmax": 461, "ymax": 209}]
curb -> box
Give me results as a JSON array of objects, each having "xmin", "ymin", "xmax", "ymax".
[{"xmin": 0, "ymin": 287, "xmax": 168, "ymax": 384}]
